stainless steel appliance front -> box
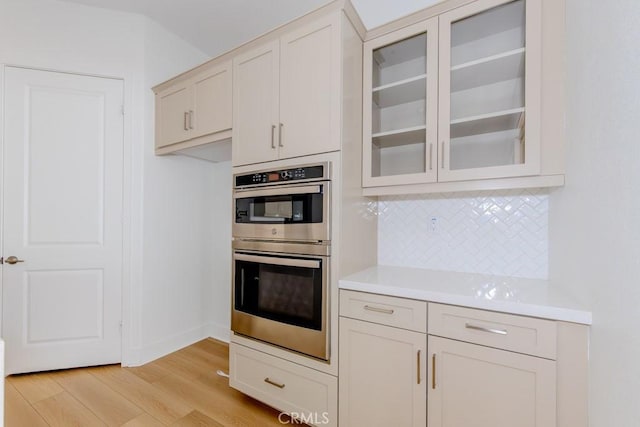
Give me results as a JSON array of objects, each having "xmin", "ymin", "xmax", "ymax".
[
  {"xmin": 231, "ymin": 240, "xmax": 329, "ymax": 360},
  {"xmin": 233, "ymin": 163, "xmax": 330, "ymax": 242}
]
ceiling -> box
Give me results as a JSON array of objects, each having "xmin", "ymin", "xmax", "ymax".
[
  {"xmin": 58, "ymin": 0, "xmax": 333, "ymax": 56},
  {"xmin": 56, "ymin": 0, "xmax": 442, "ymax": 57}
]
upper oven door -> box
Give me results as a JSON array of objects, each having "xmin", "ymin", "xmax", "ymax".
[{"xmin": 233, "ymin": 181, "xmax": 330, "ymax": 242}]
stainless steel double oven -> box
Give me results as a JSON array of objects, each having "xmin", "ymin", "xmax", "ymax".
[{"xmin": 231, "ymin": 162, "xmax": 331, "ymax": 360}]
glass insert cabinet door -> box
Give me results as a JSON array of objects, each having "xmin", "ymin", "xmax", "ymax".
[
  {"xmin": 363, "ymin": 19, "xmax": 439, "ymax": 187},
  {"xmin": 438, "ymin": 0, "xmax": 542, "ymax": 182}
]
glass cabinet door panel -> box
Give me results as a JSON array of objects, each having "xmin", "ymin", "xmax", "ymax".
[
  {"xmin": 364, "ymin": 18, "xmax": 438, "ymax": 186},
  {"xmin": 442, "ymin": 0, "xmax": 533, "ymax": 176}
]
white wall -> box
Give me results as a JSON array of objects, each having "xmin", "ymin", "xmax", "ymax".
[
  {"xmin": 135, "ymin": 15, "xmax": 215, "ymax": 364},
  {"xmin": 0, "ymin": 0, "xmax": 218, "ymax": 366},
  {"xmin": 549, "ymin": 0, "xmax": 640, "ymax": 425},
  {"xmin": 207, "ymin": 162, "xmax": 233, "ymax": 341}
]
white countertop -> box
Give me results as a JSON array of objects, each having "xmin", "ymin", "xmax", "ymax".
[{"xmin": 339, "ymin": 266, "xmax": 592, "ymax": 325}]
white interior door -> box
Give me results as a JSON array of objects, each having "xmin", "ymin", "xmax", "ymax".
[{"xmin": 1, "ymin": 66, "xmax": 124, "ymax": 375}]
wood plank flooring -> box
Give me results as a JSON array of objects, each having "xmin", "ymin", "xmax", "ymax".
[{"xmin": 4, "ymin": 339, "xmax": 296, "ymax": 426}]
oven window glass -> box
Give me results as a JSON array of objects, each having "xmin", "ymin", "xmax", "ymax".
[
  {"xmin": 235, "ymin": 193, "xmax": 323, "ymax": 224},
  {"xmin": 234, "ymin": 256, "xmax": 323, "ymax": 330}
]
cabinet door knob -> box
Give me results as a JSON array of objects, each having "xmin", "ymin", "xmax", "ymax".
[
  {"xmin": 278, "ymin": 123, "xmax": 284, "ymax": 148},
  {"xmin": 183, "ymin": 111, "xmax": 189, "ymax": 131}
]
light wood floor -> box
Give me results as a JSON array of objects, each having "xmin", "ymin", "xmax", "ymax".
[{"xmin": 4, "ymin": 339, "xmax": 296, "ymax": 426}]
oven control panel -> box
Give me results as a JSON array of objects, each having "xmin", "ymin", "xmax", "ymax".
[{"xmin": 235, "ymin": 164, "xmax": 326, "ymax": 187}]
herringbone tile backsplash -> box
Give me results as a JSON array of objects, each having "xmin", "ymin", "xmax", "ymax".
[{"xmin": 377, "ymin": 189, "xmax": 549, "ymax": 279}]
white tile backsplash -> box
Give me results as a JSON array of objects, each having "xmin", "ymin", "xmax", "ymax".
[{"xmin": 377, "ymin": 189, "xmax": 549, "ymax": 279}]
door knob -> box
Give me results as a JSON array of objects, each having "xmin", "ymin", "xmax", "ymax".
[{"xmin": 3, "ymin": 256, "xmax": 25, "ymax": 265}]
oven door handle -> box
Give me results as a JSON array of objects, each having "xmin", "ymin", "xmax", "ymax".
[
  {"xmin": 234, "ymin": 253, "xmax": 321, "ymax": 269},
  {"xmin": 234, "ymin": 184, "xmax": 322, "ymax": 199}
]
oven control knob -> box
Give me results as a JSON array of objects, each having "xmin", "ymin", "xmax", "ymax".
[
  {"xmin": 280, "ymin": 171, "xmax": 291, "ymax": 180},
  {"xmin": 271, "ymin": 228, "xmax": 277, "ymax": 235}
]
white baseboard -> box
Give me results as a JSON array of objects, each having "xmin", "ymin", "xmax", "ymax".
[
  {"xmin": 207, "ymin": 322, "xmax": 230, "ymax": 343},
  {"xmin": 122, "ymin": 323, "xmax": 211, "ymax": 367}
]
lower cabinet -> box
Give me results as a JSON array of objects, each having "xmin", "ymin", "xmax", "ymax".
[
  {"xmin": 338, "ymin": 290, "xmax": 427, "ymax": 426},
  {"xmin": 427, "ymin": 336, "xmax": 556, "ymax": 427},
  {"xmin": 229, "ymin": 343, "xmax": 337, "ymax": 427},
  {"xmin": 427, "ymin": 303, "xmax": 558, "ymax": 427}
]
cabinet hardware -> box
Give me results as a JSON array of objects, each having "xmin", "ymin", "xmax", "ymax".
[
  {"xmin": 264, "ymin": 377, "xmax": 285, "ymax": 389},
  {"xmin": 4, "ymin": 256, "xmax": 25, "ymax": 265},
  {"xmin": 363, "ymin": 305, "xmax": 394, "ymax": 315},
  {"xmin": 429, "ymin": 143, "xmax": 433, "ymax": 170},
  {"xmin": 188, "ymin": 110, "xmax": 194, "ymax": 129},
  {"xmin": 271, "ymin": 125, "xmax": 276, "ymax": 149},
  {"xmin": 278, "ymin": 123, "xmax": 284, "ymax": 147},
  {"xmin": 3, "ymin": 256, "xmax": 25, "ymax": 265},
  {"xmin": 441, "ymin": 141, "xmax": 445, "ymax": 169},
  {"xmin": 417, "ymin": 350, "xmax": 421, "ymax": 384},
  {"xmin": 465, "ymin": 323, "xmax": 508, "ymax": 335},
  {"xmin": 183, "ymin": 112, "xmax": 189, "ymax": 131},
  {"xmin": 432, "ymin": 354, "xmax": 436, "ymax": 389}
]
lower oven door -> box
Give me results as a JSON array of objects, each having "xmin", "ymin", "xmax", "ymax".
[{"xmin": 232, "ymin": 249, "xmax": 329, "ymax": 360}]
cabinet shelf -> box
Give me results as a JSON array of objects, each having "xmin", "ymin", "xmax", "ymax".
[
  {"xmin": 451, "ymin": 48, "xmax": 525, "ymax": 92},
  {"xmin": 373, "ymin": 74, "xmax": 427, "ymax": 108},
  {"xmin": 451, "ymin": 108, "xmax": 524, "ymax": 139},
  {"xmin": 372, "ymin": 125, "xmax": 426, "ymax": 148}
]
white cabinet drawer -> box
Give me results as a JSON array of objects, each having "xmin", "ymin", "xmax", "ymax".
[
  {"xmin": 229, "ymin": 343, "xmax": 337, "ymax": 426},
  {"xmin": 339, "ymin": 290, "xmax": 427, "ymax": 333},
  {"xmin": 428, "ymin": 303, "xmax": 557, "ymax": 359}
]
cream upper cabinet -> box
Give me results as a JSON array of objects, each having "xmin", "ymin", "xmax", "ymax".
[
  {"xmin": 156, "ymin": 82, "xmax": 191, "ymax": 148},
  {"xmin": 191, "ymin": 63, "xmax": 233, "ymax": 140},
  {"xmin": 233, "ymin": 15, "xmax": 340, "ymax": 166},
  {"xmin": 339, "ymin": 291, "xmax": 427, "ymax": 426},
  {"xmin": 155, "ymin": 60, "xmax": 232, "ymax": 150},
  {"xmin": 438, "ymin": 0, "xmax": 539, "ymax": 182},
  {"xmin": 363, "ymin": 19, "xmax": 439, "ymax": 187},
  {"xmin": 232, "ymin": 41, "xmax": 280, "ymax": 164},
  {"xmin": 363, "ymin": 0, "xmax": 564, "ymax": 194}
]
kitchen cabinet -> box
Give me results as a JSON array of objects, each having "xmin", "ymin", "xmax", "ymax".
[
  {"xmin": 363, "ymin": 19, "xmax": 438, "ymax": 187},
  {"xmin": 339, "ymin": 290, "xmax": 427, "ymax": 426},
  {"xmin": 427, "ymin": 303, "xmax": 557, "ymax": 427},
  {"xmin": 155, "ymin": 60, "xmax": 232, "ymax": 158},
  {"xmin": 229, "ymin": 342, "xmax": 337, "ymax": 427},
  {"xmin": 232, "ymin": 14, "xmax": 340, "ymax": 166},
  {"xmin": 363, "ymin": 0, "xmax": 566, "ymax": 195}
]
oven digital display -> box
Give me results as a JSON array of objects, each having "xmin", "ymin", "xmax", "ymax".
[{"xmin": 267, "ymin": 173, "xmax": 280, "ymax": 182}]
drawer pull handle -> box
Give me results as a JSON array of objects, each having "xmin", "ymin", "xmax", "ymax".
[
  {"xmin": 364, "ymin": 305, "xmax": 394, "ymax": 315},
  {"xmin": 465, "ymin": 323, "xmax": 508, "ymax": 335},
  {"xmin": 264, "ymin": 377, "xmax": 285, "ymax": 389}
]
